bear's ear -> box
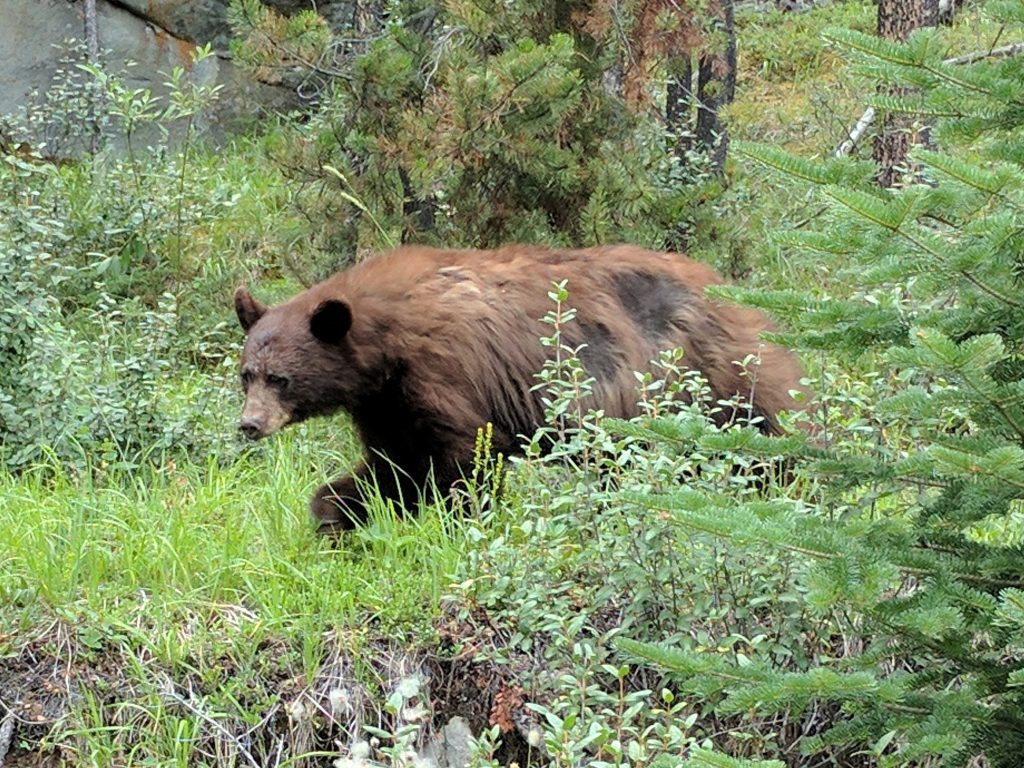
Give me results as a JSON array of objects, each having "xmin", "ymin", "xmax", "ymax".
[
  {"xmin": 235, "ymin": 287, "xmax": 268, "ymax": 333},
  {"xmin": 310, "ymin": 299, "xmax": 352, "ymax": 344}
]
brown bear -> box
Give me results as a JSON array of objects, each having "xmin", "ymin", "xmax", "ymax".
[{"xmin": 234, "ymin": 244, "xmax": 806, "ymax": 533}]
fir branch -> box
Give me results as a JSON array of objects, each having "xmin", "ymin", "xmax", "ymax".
[
  {"xmin": 866, "ymin": 95, "xmax": 969, "ymax": 119},
  {"xmin": 834, "ymin": 39, "xmax": 1024, "ymax": 156},
  {"xmin": 627, "ymin": 491, "xmax": 1024, "ymax": 589},
  {"xmin": 615, "ymin": 638, "xmax": 761, "ymax": 685},
  {"xmin": 910, "ymin": 330, "xmax": 1024, "ymax": 440},
  {"xmin": 916, "ymin": 150, "xmax": 1024, "ymax": 216},
  {"xmin": 916, "ymin": 60, "xmax": 999, "ymax": 101},
  {"xmin": 891, "ymin": 224, "xmax": 1023, "ymax": 309},
  {"xmin": 734, "ymin": 142, "xmax": 848, "ymax": 185},
  {"xmin": 915, "ymin": 149, "xmax": 1008, "ymax": 195},
  {"xmin": 822, "ymin": 28, "xmax": 922, "ymax": 69},
  {"xmin": 823, "ymin": 186, "xmax": 905, "ymax": 231}
]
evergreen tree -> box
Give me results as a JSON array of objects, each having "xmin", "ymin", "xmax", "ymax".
[
  {"xmin": 228, "ymin": 0, "xmax": 728, "ymax": 268},
  {"xmin": 621, "ymin": 6, "xmax": 1024, "ymax": 766}
]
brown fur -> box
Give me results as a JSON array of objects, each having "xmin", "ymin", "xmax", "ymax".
[{"xmin": 235, "ymin": 244, "xmax": 806, "ymax": 532}]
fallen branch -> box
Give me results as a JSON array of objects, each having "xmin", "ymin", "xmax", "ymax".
[
  {"xmin": 834, "ymin": 107, "xmax": 876, "ymax": 158},
  {"xmin": 946, "ymin": 40, "xmax": 1024, "ymax": 66},
  {"xmin": 835, "ymin": 40, "xmax": 1024, "ymax": 157}
]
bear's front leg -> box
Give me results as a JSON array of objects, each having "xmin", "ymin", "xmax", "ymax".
[
  {"xmin": 310, "ymin": 474, "xmax": 367, "ymax": 534},
  {"xmin": 309, "ymin": 458, "xmax": 423, "ymax": 534}
]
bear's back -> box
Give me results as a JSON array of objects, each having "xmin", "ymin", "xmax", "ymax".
[{"xmin": 328, "ymin": 245, "xmax": 803, "ymax": 437}]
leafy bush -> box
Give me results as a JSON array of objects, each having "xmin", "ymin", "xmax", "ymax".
[
  {"xmin": 446, "ymin": 283, "xmax": 823, "ymax": 766},
  {"xmin": 0, "ymin": 45, "xmax": 241, "ymax": 472}
]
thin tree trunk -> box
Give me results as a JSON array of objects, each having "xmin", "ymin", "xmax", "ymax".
[
  {"xmin": 873, "ymin": 0, "xmax": 924, "ymax": 187},
  {"xmin": 84, "ymin": 0, "xmax": 99, "ymax": 61},
  {"xmin": 694, "ymin": 0, "xmax": 736, "ymax": 174},
  {"xmin": 83, "ymin": 0, "xmax": 103, "ymax": 154}
]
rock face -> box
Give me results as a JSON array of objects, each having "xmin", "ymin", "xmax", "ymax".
[
  {"xmin": 111, "ymin": 1, "xmax": 357, "ymax": 48},
  {"xmin": 111, "ymin": 1, "xmax": 236, "ymax": 47},
  {"xmin": 0, "ymin": 0, "xmax": 350, "ymax": 149}
]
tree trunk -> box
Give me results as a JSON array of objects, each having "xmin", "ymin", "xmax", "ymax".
[
  {"xmin": 921, "ymin": 0, "xmax": 939, "ymax": 26},
  {"xmin": 877, "ymin": 0, "xmax": 922, "ymax": 40},
  {"xmin": 83, "ymin": 0, "xmax": 103, "ymax": 155},
  {"xmin": 84, "ymin": 0, "xmax": 99, "ymax": 61},
  {"xmin": 666, "ymin": 56, "xmax": 694, "ymax": 159},
  {"xmin": 694, "ymin": 0, "xmax": 736, "ymax": 174},
  {"xmin": 873, "ymin": 0, "xmax": 924, "ymax": 187}
]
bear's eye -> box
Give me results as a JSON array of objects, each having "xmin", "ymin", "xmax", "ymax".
[
  {"xmin": 266, "ymin": 373, "xmax": 289, "ymax": 390},
  {"xmin": 241, "ymin": 370, "xmax": 255, "ymax": 388}
]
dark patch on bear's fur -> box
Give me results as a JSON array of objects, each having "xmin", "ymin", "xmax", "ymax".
[
  {"xmin": 578, "ymin": 321, "xmax": 623, "ymax": 381},
  {"xmin": 613, "ymin": 270, "xmax": 691, "ymax": 338}
]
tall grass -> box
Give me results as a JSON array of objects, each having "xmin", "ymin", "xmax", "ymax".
[{"xmin": 0, "ymin": 424, "xmax": 469, "ymax": 663}]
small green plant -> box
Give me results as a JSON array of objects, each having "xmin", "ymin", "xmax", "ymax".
[
  {"xmin": 9, "ymin": 40, "xmax": 109, "ymax": 157},
  {"xmin": 529, "ymin": 279, "xmax": 597, "ymax": 458},
  {"xmin": 449, "ymin": 285, "xmax": 821, "ymax": 764},
  {"xmin": 527, "ymin": 647, "xmax": 698, "ymax": 768},
  {"xmin": 450, "ymin": 422, "xmax": 507, "ymax": 522}
]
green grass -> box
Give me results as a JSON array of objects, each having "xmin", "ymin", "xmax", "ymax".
[
  {"xmin": 0, "ymin": 424, "xmax": 478, "ymax": 762},
  {"xmin": 0, "ymin": 422, "xmax": 468, "ymax": 661}
]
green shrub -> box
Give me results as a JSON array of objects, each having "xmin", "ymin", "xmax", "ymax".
[
  {"xmin": 0, "ymin": 44, "xmax": 241, "ymax": 472},
  {"xmin": 448, "ymin": 284, "xmax": 822, "ymax": 765}
]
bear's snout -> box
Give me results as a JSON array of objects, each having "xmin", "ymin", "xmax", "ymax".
[
  {"xmin": 238, "ymin": 385, "xmax": 292, "ymax": 438},
  {"xmin": 239, "ymin": 418, "xmax": 266, "ymax": 440}
]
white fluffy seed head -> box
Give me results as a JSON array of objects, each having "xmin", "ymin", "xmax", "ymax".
[{"xmin": 329, "ymin": 688, "xmax": 352, "ymax": 716}]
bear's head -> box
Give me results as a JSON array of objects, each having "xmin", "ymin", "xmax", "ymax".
[{"xmin": 234, "ymin": 286, "xmax": 360, "ymax": 440}]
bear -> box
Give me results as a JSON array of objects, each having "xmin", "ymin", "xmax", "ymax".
[{"xmin": 234, "ymin": 244, "xmax": 806, "ymax": 533}]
